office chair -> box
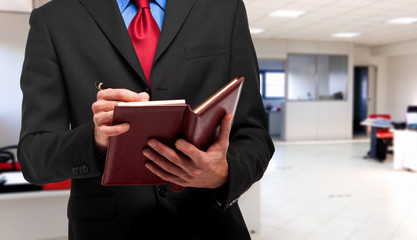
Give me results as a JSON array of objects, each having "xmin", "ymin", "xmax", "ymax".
[
  {"xmin": 0, "ymin": 145, "xmax": 19, "ymax": 172},
  {"xmin": 366, "ymin": 114, "xmax": 393, "ymax": 161}
]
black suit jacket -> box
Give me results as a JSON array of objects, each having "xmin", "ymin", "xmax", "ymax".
[{"xmin": 18, "ymin": 0, "xmax": 274, "ymax": 239}]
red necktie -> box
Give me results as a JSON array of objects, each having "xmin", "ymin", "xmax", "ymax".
[{"xmin": 128, "ymin": 0, "xmax": 160, "ymax": 88}]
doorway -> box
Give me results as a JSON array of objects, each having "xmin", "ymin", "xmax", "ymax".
[{"xmin": 353, "ymin": 66, "xmax": 377, "ymax": 136}]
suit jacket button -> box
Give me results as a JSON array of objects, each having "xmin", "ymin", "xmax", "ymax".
[
  {"xmin": 158, "ymin": 187, "xmax": 167, "ymax": 198},
  {"xmin": 82, "ymin": 165, "xmax": 89, "ymax": 174}
]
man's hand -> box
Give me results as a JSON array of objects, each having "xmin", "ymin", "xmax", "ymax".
[
  {"xmin": 143, "ymin": 113, "xmax": 233, "ymax": 189},
  {"xmin": 92, "ymin": 89, "xmax": 149, "ymax": 154}
]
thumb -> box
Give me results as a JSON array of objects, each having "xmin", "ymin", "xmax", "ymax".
[
  {"xmin": 138, "ymin": 92, "xmax": 150, "ymax": 102},
  {"xmin": 216, "ymin": 113, "xmax": 233, "ymax": 147}
]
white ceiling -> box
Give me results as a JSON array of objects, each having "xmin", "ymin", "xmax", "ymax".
[
  {"xmin": 245, "ymin": 0, "xmax": 417, "ymax": 46},
  {"xmin": 1, "ymin": 0, "xmax": 417, "ymax": 47}
]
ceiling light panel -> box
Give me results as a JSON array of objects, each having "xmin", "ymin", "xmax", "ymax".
[
  {"xmin": 246, "ymin": 0, "xmax": 417, "ymax": 46},
  {"xmin": 269, "ymin": 10, "xmax": 307, "ymax": 18},
  {"xmin": 332, "ymin": 32, "xmax": 361, "ymax": 38},
  {"xmin": 250, "ymin": 28, "xmax": 265, "ymax": 34},
  {"xmin": 387, "ymin": 17, "xmax": 417, "ymax": 24}
]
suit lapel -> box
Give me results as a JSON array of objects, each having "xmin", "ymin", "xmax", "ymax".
[
  {"xmin": 79, "ymin": 0, "xmax": 148, "ymax": 88},
  {"xmin": 153, "ymin": 0, "xmax": 197, "ymax": 63}
]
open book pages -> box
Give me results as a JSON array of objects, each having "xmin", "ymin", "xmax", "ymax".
[
  {"xmin": 193, "ymin": 78, "xmax": 240, "ymax": 114},
  {"xmin": 117, "ymin": 99, "xmax": 186, "ymax": 107}
]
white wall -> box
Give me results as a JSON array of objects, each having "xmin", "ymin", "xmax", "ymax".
[
  {"xmin": 0, "ymin": 12, "xmax": 30, "ymax": 147},
  {"xmin": 385, "ymin": 54, "xmax": 417, "ymax": 120},
  {"xmin": 368, "ymin": 40, "xmax": 417, "ymax": 121}
]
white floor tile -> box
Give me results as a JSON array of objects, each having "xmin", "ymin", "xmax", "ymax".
[{"xmin": 258, "ymin": 140, "xmax": 417, "ymax": 240}]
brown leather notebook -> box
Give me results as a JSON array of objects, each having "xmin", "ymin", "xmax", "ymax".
[{"xmin": 101, "ymin": 77, "xmax": 244, "ymax": 187}]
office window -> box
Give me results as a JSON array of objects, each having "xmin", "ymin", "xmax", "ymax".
[
  {"xmin": 265, "ymin": 72, "xmax": 285, "ymax": 98},
  {"xmin": 259, "ymin": 59, "xmax": 286, "ymax": 99},
  {"xmin": 259, "ymin": 73, "xmax": 263, "ymax": 96},
  {"xmin": 259, "ymin": 71, "xmax": 285, "ymax": 99},
  {"xmin": 287, "ymin": 54, "xmax": 347, "ymax": 101}
]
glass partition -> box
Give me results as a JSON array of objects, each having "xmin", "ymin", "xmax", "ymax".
[
  {"xmin": 287, "ymin": 54, "xmax": 316, "ymax": 100},
  {"xmin": 287, "ymin": 54, "xmax": 348, "ymax": 101}
]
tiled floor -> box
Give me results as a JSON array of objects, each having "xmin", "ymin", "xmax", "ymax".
[{"xmin": 252, "ymin": 139, "xmax": 417, "ymax": 240}]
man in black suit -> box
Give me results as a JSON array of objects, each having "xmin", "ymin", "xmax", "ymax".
[{"xmin": 18, "ymin": 0, "xmax": 274, "ymax": 239}]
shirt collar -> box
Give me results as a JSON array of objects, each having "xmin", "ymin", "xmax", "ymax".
[
  {"xmin": 116, "ymin": 0, "xmax": 130, "ymax": 13},
  {"xmin": 153, "ymin": 0, "xmax": 166, "ymax": 11},
  {"xmin": 116, "ymin": 0, "xmax": 166, "ymax": 12}
]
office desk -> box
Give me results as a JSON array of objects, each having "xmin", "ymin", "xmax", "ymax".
[
  {"xmin": 268, "ymin": 110, "xmax": 281, "ymax": 136},
  {"xmin": 361, "ymin": 120, "xmax": 391, "ymax": 161},
  {"xmin": 0, "ymin": 190, "xmax": 69, "ymax": 240},
  {"xmin": 393, "ymin": 130, "xmax": 417, "ymax": 171}
]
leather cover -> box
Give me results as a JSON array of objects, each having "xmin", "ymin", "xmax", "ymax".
[{"xmin": 101, "ymin": 78, "xmax": 244, "ymax": 187}]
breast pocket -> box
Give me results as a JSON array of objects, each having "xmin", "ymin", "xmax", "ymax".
[{"xmin": 185, "ymin": 44, "xmax": 228, "ymax": 60}]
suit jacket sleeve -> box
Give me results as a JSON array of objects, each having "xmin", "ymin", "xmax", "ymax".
[
  {"xmin": 18, "ymin": 8, "xmax": 101, "ymax": 185},
  {"xmin": 214, "ymin": 0, "xmax": 275, "ymax": 210}
]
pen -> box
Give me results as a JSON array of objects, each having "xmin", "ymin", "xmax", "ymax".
[{"xmin": 95, "ymin": 81, "xmax": 107, "ymax": 91}]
